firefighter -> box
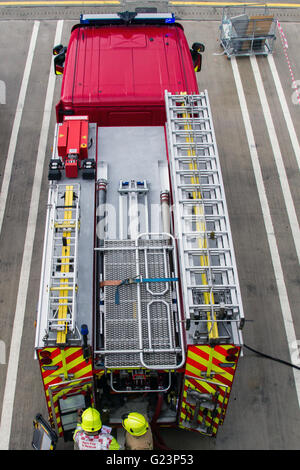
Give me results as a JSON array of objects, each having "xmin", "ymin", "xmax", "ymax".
[
  {"xmin": 73, "ymin": 407, "xmax": 120, "ymax": 450},
  {"xmin": 122, "ymin": 412, "xmax": 153, "ymax": 450}
]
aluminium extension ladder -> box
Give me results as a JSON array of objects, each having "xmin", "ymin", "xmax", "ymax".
[
  {"xmin": 47, "ymin": 183, "xmax": 80, "ymax": 344},
  {"xmin": 165, "ymin": 91, "xmax": 244, "ymax": 346}
]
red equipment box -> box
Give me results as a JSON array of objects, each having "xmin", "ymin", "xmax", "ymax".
[
  {"xmin": 65, "ymin": 158, "xmax": 79, "ymax": 178},
  {"xmin": 57, "ymin": 116, "xmax": 89, "ymax": 160},
  {"xmin": 57, "ymin": 122, "xmax": 68, "ymax": 158}
]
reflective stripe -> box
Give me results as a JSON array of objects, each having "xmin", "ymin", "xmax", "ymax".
[
  {"xmin": 179, "ymin": 344, "xmax": 240, "ymax": 436},
  {"xmin": 39, "ymin": 347, "xmax": 92, "ymax": 387},
  {"xmin": 38, "ymin": 347, "xmax": 93, "ymax": 436}
]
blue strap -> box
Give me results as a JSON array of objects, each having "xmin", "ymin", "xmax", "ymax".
[
  {"xmin": 115, "ymin": 277, "xmax": 178, "ymax": 305},
  {"xmin": 140, "ymin": 277, "xmax": 178, "ymax": 283}
]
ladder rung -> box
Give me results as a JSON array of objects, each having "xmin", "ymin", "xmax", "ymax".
[
  {"xmin": 171, "ymin": 117, "xmax": 210, "ymax": 124},
  {"xmin": 189, "ymin": 303, "xmax": 240, "ymax": 309},
  {"xmin": 186, "ymin": 266, "xmax": 234, "ymax": 272},
  {"xmin": 53, "ymin": 234, "xmax": 76, "ymax": 238},
  {"xmin": 179, "ymin": 198, "xmax": 223, "ymax": 204},
  {"xmin": 50, "ymin": 286, "xmax": 75, "ymax": 291},
  {"xmin": 181, "ymin": 214, "xmax": 226, "ymax": 220},
  {"xmin": 50, "ymin": 322, "xmax": 71, "ymax": 327},
  {"xmin": 187, "ymin": 284, "xmax": 237, "ymax": 290},
  {"xmin": 169, "ymin": 103, "xmax": 208, "ymax": 109},
  {"xmin": 184, "ymin": 248, "xmax": 231, "ymax": 254},
  {"xmin": 55, "ymin": 220, "xmax": 76, "ymax": 228},
  {"xmin": 54, "ymin": 224, "xmax": 77, "ymax": 229},
  {"xmin": 172, "ymin": 130, "xmax": 212, "ymax": 136},
  {"xmin": 173, "ymin": 143, "xmax": 214, "ymax": 149},
  {"xmin": 51, "ymin": 273, "xmax": 75, "ymax": 279},
  {"xmin": 178, "ymin": 184, "xmax": 221, "ymax": 190},
  {"xmin": 176, "ymin": 167, "xmax": 218, "ymax": 172},
  {"xmin": 183, "ymin": 231, "xmax": 228, "ymax": 236},
  {"xmin": 175, "ymin": 168, "xmax": 217, "ymax": 175}
]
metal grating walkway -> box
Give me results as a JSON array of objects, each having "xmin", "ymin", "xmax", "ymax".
[{"xmin": 103, "ymin": 237, "xmax": 180, "ymax": 369}]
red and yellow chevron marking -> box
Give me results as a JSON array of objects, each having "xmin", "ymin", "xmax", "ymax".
[
  {"xmin": 44, "ymin": 388, "xmax": 63, "ymax": 436},
  {"xmin": 38, "ymin": 347, "xmax": 93, "ymax": 435},
  {"xmin": 179, "ymin": 344, "xmax": 240, "ymax": 436}
]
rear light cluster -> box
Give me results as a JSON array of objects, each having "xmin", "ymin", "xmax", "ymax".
[
  {"xmin": 40, "ymin": 350, "xmax": 52, "ymax": 365},
  {"xmin": 225, "ymin": 347, "xmax": 240, "ymax": 362}
]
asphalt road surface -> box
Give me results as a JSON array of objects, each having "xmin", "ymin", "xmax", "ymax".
[{"xmin": 0, "ymin": 1, "xmax": 299, "ymax": 451}]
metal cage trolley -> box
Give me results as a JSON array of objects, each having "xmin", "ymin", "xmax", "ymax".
[{"xmin": 220, "ymin": 6, "xmax": 277, "ymax": 58}]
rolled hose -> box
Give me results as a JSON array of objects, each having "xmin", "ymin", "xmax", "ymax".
[{"xmin": 151, "ymin": 393, "xmax": 172, "ymax": 451}]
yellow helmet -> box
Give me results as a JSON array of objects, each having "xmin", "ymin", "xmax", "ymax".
[
  {"xmin": 122, "ymin": 412, "xmax": 149, "ymax": 436},
  {"xmin": 81, "ymin": 408, "xmax": 102, "ymax": 433}
]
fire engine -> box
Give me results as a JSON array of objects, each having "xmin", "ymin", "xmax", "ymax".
[{"xmin": 33, "ymin": 11, "xmax": 244, "ymax": 450}]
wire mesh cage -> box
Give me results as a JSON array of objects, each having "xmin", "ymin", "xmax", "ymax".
[{"xmin": 220, "ymin": 6, "xmax": 277, "ymax": 58}]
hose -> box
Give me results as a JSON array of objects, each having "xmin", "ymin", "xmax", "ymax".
[
  {"xmin": 151, "ymin": 393, "xmax": 172, "ymax": 451},
  {"xmin": 151, "ymin": 393, "xmax": 163, "ymax": 425},
  {"xmin": 244, "ymin": 344, "xmax": 300, "ymax": 371}
]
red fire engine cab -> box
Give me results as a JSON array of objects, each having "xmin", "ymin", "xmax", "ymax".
[{"xmin": 34, "ymin": 12, "xmax": 244, "ymax": 449}]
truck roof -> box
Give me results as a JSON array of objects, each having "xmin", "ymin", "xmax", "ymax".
[{"xmin": 56, "ymin": 23, "xmax": 199, "ymax": 122}]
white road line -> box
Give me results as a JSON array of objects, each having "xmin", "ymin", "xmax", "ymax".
[
  {"xmin": 267, "ymin": 53, "xmax": 300, "ymax": 172},
  {"xmin": 0, "ymin": 20, "xmax": 64, "ymax": 450},
  {"xmin": 250, "ymin": 55, "xmax": 300, "ymax": 265},
  {"xmin": 0, "ymin": 21, "xmax": 40, "ymax": 236},
  {"xmin": 231, "ymin": 57, "xmax": 300, "ymax": 408}
]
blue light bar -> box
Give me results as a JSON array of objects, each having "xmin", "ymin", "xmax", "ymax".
[{"xmin": 80, "ymin": 12, "xmax": 176, "ymax": 25}]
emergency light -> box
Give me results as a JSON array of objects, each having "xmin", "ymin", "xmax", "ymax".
[{"xmin": 79, "ymin": 12, "xmax": 175, "ymax": 25}]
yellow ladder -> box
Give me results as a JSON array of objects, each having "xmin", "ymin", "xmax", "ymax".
[
  {"xmin": 57, "ymin": 185, "xmax": 73, "ymax": 344},
  {"xmin": 48, "ymin": 183, "xmax": 80, "ymax": 345}
]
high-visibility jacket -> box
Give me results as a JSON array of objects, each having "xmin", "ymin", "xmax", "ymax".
[{"xmin": 73, "ymin": 425, "xmax": 120, "ymax": 450}]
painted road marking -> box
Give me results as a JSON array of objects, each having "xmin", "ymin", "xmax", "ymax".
[
  {"xmin": 0, "ymin": 21, "xmax": 40, "ymax": 236},
  {"xmin": 0, "ymin": 0, "xmax": 298, "ymax": 7},
  {"xmin": 250, "ymin": 55, "xmax": 300, "ymax": 266},
  {"xmin": 231, "ymin": 56, "xmax": 300, "ymax": 408},
  {"xmin": 0, "ymin": 0, "xmax": 120, "ymax": 4},
  {"xmin": 0, "ymin": 0, "xmax": 298, "ymax": 6},
  {"xmin": 0, "ymin": 20, "xmax": 64, "ymax": 451},
  {"xmin": 267, "ymin": 54, "xmax": 300, "ymax": 171},
  {"xmin": 276, "ymin": 21, "xmax": 300, "ymax": 106},
  {"xmin": 170, "ymin": 1, "xmax": 300, "ymax": 6}
]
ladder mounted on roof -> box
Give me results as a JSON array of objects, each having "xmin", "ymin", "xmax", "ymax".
[
  {"xmin": 46, "ymin": 183, "xmax": 81, "ymax": 345},
  {"xmin": 165, "ymin": 91, "xmax": 244, "ymax": 346}
]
